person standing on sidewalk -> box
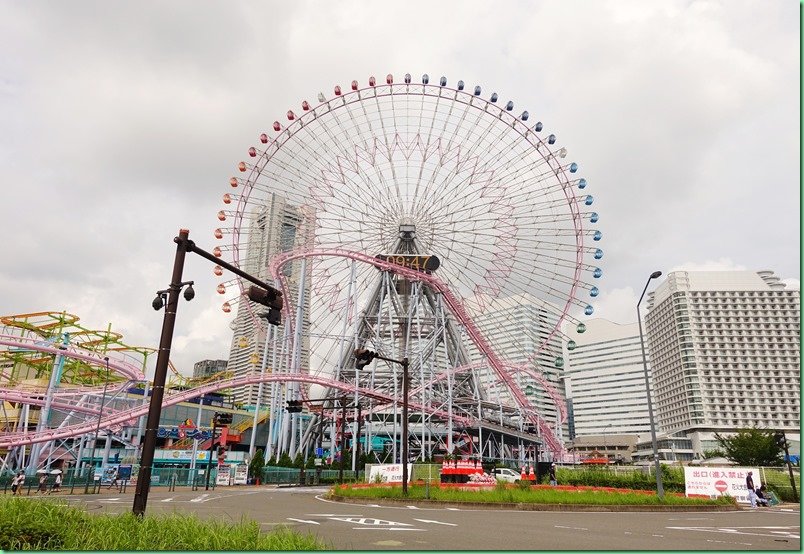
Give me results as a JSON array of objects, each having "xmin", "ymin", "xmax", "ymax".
[
  {"xmin": 549, "ymin": 463, "xmax": 557, "ymax": 486},
  {"xmin": 746, "ymin": 471, "xmax": 757, "ymax": 508}
]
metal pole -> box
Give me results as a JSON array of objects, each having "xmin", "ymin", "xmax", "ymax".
[
  {"xmin": 637, "ymin": 270, "xmax": 664, "ymax": 500},
  {"xmin": 85, "ymin": 357, "xmax": 110, "ymax": 493},
  {"xmin": 339, "ymin": 400, "xmax": 346, "ymax": 483},
  {"xmin": 782, "ymin": 437, "xmax": 799, "ymax": 502},
  {"xmin": 355, "ymin": 404, "xmax": 362, "ymax": 481},
  {"xmin": 206, "ymin": 416, "xmax": 218, "ymax": 490},
  {"xmin": 132, "ymin": 229, "xmax": 189, "ymax": 516},
  {"xmin": 401, "ymin": 357, "xmax": 409, "ymax": 495}
]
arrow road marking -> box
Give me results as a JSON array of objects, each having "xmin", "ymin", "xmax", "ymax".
[
  {"xmin": 189, "ymin": 494, "xmax": 209, "ymax": 503},
  {"xmin": 160, "ymin": 497, "xmax": 174, "ymax": 502},
  {"xmin": 414, "ymin": 518, "xmax": 457, "ymax": 527}
]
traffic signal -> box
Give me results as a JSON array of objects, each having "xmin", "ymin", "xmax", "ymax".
[
  {"xmin": 214, "ymin": 412, "xmax": 233, "ymax": 426},
  {"xmin": 247, "ymin": 285, "xmax": 283, "ymax": 326},
  {"xmin": 286, "ymin": 400, "xmax": 303, "ymax": 413},
  {"xmin": 775, "ymin": 432, "xmax": 787, "ymax": 449},
  {"xmin": 354, "ymin": 348, "xmax": 377, "ymax": 370}
]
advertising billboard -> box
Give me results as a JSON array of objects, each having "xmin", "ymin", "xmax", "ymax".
[{"xmin": 684, "ymin": 466, "xmax": 760, "ymax": 503}]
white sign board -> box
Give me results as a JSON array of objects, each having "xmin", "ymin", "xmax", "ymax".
[
  {"xmin": 234, "ymin": 464, "xmax": 249, "ymax": 485},
  {"xmin": 684, "ymin": 466, "xmax": 760, "ymax": 504},
  {"xmin": 216, "ymin": 464, "xmax": 232, "ymax": 486},
  {"xmin": 367, "ymin": 464, "xmax": 413, "ymax": 484}
]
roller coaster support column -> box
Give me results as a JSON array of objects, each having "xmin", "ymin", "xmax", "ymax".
[{"xmin": 133, "ymin": 229, "xmax": 190, "ymax": 517}]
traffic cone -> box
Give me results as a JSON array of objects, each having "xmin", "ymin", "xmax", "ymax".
[
  {"xmin": 520, "ymin": 466, "xmax": 527, "ymax": 481},
  {"xmin": 529, "ymin": 466, "xmax": 536, "ymax": 481}
]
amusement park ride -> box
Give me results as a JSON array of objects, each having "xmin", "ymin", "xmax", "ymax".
[{"xmin": 0, "ymin": 73, "xmax": 603, "ymax": 481}]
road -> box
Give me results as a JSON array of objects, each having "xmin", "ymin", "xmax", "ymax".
[{"xmin": 30, "ymin": 486, "xmax": 800, "ymax": 550}]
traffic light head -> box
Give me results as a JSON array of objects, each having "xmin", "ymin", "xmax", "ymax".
[
  {"xmin": 775, "ymin": 432, "xmax": 787, "ymax": 449},
  {"xmin": 214, "ymin": 412, "xmax": 233, "ymax": 426},
  {"xmin": 286, "ymin": 400, "xmax": 303, "ymax": 413},
  {"xmin": 247, "ymin": 285, "xmax": 283, "ymax": 326},
  {"xmin": 354, "ymin": 348, "xmax": 377, "ymax": 370}
]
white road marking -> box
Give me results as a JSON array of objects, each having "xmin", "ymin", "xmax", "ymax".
[
  {"xmin": 555, "ymin": 525, "xmax": 588, "ymax": 531},
  {"xmin": 667, "ymin": 526, "xmax": 800, "ymax": 539},
  {"xmin": 331, "ymin": 517, "xmax": 412, "ymax": 527},
  {"xmin": 353, "ymin": 527, "xmax": 425, "ymax": 531},
  {"xmin": 307, "ymin": 513, "xmax": 364, "ymax": 517},
  {"xmin": 287, "ymin": 518, "xmax": 320, "ymax": 525},
  {"xmin": 414, "ymin": 518, "xmax": 457, "ymax": 526},
  {"xmin": 406, "ymin": 505, "xmax": 420, "ymax": 509},
  {"xmin": 445, "ymin": 507, "xmax": 460, "ymax": 511},
  {"xmin": 160, "ymin": 497, "xmax": 174, "ymax": 502},
  {"xmin": 189, "ymin": 494, "xmax": 209, "ymax": 503}
]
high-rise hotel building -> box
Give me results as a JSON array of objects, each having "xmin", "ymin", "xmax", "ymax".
[
  {"xmin": 644, "ymin": 270, "xmax": 800, "ymax": 453},
  {"xmin": 564, "ymin": 319, "xmax": 655, "ymax": 438},
  {"xmin": 472, "ymin": 295, "xmax": 565, "ymax": 430}
]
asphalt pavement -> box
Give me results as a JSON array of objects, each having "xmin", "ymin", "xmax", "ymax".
[{"xmin": 8, "ymin": 485, "xmax": 800, "ymax": 550}]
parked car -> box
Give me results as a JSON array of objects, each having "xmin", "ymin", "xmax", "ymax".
[{"xmin": 492, "ymin": 467, "xmax": 520, "ymax": 483}]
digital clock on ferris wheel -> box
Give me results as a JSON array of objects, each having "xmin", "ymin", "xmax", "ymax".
[{"xmin": 375, "ymin": 254, "xmax": 440, "ymax": 273}]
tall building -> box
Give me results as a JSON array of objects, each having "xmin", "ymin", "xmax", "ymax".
[
  {"xmin": 192, "ymin": 359, "xmax": 228, "ymax": 380},
  {"xmin": 472, "ymin": 295, "xmax": 565, "ymax": 430},
  {"xmin": 227, "ymin": 195, "xmax": 310, "ymax": 406},
  {"xmin": 644, "ymin": 270, "xmax": 800, "ymax": 454},
  {"xmin": 564, "ymin": 319, "xmax": 655, "ymax": 438}
]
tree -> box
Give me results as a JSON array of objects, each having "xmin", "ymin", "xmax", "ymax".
[
  {"xmin": 249, "ymin": 448, "xmax": 265, "ymax": 480},
  {"xmin": 715, "ymin": 428, "xmax": 784, "ymax": 466}
]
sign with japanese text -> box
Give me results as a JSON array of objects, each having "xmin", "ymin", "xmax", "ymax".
[
  {"xmin": 684, "ymin": 466, "xmax": 760, "ymax": 504},
  {"xmin": 367, "ymin": 464, "xmax": 413, "ymax": 483}
]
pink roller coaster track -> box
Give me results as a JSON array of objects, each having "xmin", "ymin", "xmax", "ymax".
[{"xmin": 269, "ymin": 248, "xmax": 567, "ymax": 455}]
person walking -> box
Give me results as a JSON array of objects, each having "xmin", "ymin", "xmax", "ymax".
[
  {"xmin": 549, "ymin": 463, "xmax": 557, "ymax": 486},
  {"xmin": 51, "ymin": 473, "xmax": 62, "ymax": 494},
  {"xmin": 11, "ymin": 471, "xmax": 25, "ymax": 496},
  {"xmin": 37, "ymin": 473, "xmax": 48, "ymax": 494},
  {"xmin": 746, "ymin": 471, "xmax": 757, "ymax": 508}
]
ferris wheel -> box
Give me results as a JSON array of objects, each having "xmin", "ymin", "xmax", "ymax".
[{"xmin": 215, "ymin": 73, "xmax": 602, "ymax": 460}]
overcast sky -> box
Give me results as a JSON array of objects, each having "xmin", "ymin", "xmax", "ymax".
[{"xmin": 1, "ymin": 0, "xmax": 799, "ymax": 377}]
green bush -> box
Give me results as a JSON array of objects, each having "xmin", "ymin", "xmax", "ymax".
[{"xmin": 556, "ymin": 467, "xmax": 686, "ymax": 493}]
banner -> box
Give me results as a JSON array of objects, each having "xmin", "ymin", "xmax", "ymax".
[
  {"xmin": 684, "ymin": 466, "xmax": 760, "ymax": 503},
  {"xmin": 367, "ymin": 464, "xmax": 413, "ymax": 484}
]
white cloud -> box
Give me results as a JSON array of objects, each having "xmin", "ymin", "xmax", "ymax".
[{"xmin": 0, "ymin": 0, "xmax": 798, "ymax": 371}]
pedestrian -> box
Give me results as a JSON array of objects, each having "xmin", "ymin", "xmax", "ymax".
[
  {"xmin": 549, "ymin": 463, "xmax": 557, "ymax": 486},
  {"xmin": 108, "ymin": 467, "xmax": 119, "ymax": 490},
  {"xmin": 745, "ymin": 471, "xmax": 757, "ymax": 508},
  {"xmin": 755, "ymin": 484, "xmax": 770, "ymax": 507},
  {"xmin": 11, "ymin": 471, "xmax": 25, "ymax": 496},
  {"xmin": 37, "ymin": 473, "xmax": 48, "ymax": 494},
  {"xmin": 51, "ymin": 473, "xmax": 62, "ymax": 494}
]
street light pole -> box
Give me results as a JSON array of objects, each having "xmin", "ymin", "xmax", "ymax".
[
  {"xmin": 132, "ymin": 229, "xmax": 190, "ymax": 516},
  {"xmin": 85, "ymin": 356, "xmax": 110, "ymax": 493},
  {"xmin": 354, "ymin": 349, "xmax": 410, "ymax": 494},
  {"xmin": 637, "ymin": 270, "xmax": 664, "ymax": 500},
  {"xmin": 401, "ymin": 357, "xmax": 410, "ymax": 495}
]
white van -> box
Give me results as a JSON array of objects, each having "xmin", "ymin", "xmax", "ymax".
[{"xmin": 492, "ymin": 467, "xmax": 520, "ymax": 483}]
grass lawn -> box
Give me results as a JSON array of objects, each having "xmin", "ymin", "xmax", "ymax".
[
  {"xmin": 0, "ymin": 496, "xmax": 327, "ymax": 551},
  {"xmin": 331, "ymin": 482, "xmax": 736, "ymax": 507}
]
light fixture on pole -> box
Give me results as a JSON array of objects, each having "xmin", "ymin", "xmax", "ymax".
[
  {"xmin": 637, "ymin": 270, "xmax": 664, "ymax": 500},
  {"xmin": 85, "ymin": 356, "xmax": 111, "ymax": 493}
]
